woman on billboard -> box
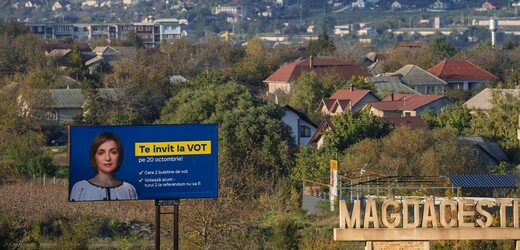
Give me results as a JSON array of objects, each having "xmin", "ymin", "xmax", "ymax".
[{"xmin": 70, "ymin": 132, "xmax": 138, "ymax": 201}]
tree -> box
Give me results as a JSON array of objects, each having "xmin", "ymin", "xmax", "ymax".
[
  {"xmin": 157, "ymin": 79, "xmax": 296, "ymax": 248},
  {"xmin": 0, "ymin": 81, "xmax": 54, "ymax": 175},
  {"xmin": 380, "ymin": 47, "xmax": 436, "ymax": 73},
  {"xmin": 467, "ymin": 90, "xmax": 520, "ymax": 163},
  {"xmin": 232, "ymin": 37, "xmax": 275, "ymax": 88},
  {"xmin": 324, "ymin": 109, "xmax": 393, "ymax": 153},
  {"xmin": 348, "ymin": 75, "xmax": 375, "ymax": 92},
  {"xmin": 307, "ymin": 27, "xmax": 335, "ymax": 57},
  {"xmin": 101, "ymin": 52, "xmax": 172, "ymax": 124},
  {"xmin": 429, "ymin": 34, "xmax": 457, "ymax": 60},
  {"xmin": 422, "ymin": 105, "xmax": 472, "ymax": 136},
  {"xmin": 443, "ymin": 88, "xmax": 472, "ymax": 105},
  {"xmin": 291, "ymin": 145, "xmax": 339, "ymax": 184},
  {"xmin": 288, "ymin": 71, "xmax": 323, "ymax": 121},
  {"xmin": 68, "ymin": 43, "xmax": 88, "ymax": 80},
  {"xmin": 158, "ymin": 79, "xmax": 295, "ymax": 197},
  {"xmin": 161, "ymin": 37, "xmax": 197, "ymax": 76},
  {"xmin": 343, "ymin": 127, "xmax": 485, "ymax": 177}
]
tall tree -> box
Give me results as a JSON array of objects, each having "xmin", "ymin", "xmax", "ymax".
[
  {"xmin": 288, "ymin": 71, "xmax": 323, "ymax": 121},
  {"xmin": 429, "ymin": 34, "xmax": 457, "ymax": 60},
  {"xmin": 158, "ymin": 78, "xmax": 296, "ymax": 248},
  {"xmin": 158, "ymin": 79, "xmax": 295, "ymax": 196},
  {"xmin": 102, "ymin": 52, "xmax": 172, "ymax": 124},
  {"xmin": 307, "ymin": 27, "xmax": 335, "ymax": 57},
  {"xmin": 233, "ymin": 37, "xmax": 274, "ymax": 88}
]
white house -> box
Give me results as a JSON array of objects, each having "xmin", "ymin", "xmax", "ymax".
[
  {"xmin": 430, "ymin": 0, "xmax": 449, "ymax": 10},
  {"xmin": 307, "ymin": 25, "xmax": 315, "ymax": 34},
  {"xmin": 357, "ymin": 27, "xmax": 377, "ymax": 36},
  {"xmin": 391, "ymin": 0, "xmax": 408, "ymax": 9},
  {"xmin": 282, "ymin": 105, "xmax": 318, "ymax": 148},
  {"xmin": 334, "ymin": 24, "xmax": 351, "ymax": 36},
  {"xmin": 352, "ymin": 0, "xmax": 366, "ymax": 9}
]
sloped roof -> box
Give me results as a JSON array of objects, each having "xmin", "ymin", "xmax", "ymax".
[
  {"xmin": 367, "ymin": 60, "xmax": 383, "ymax": 75},
  {"xmin": 45, "ymin": 43, "xmax": 92, "ymax": 53},
  {"xmin": 284, "ymin": 105, "xmax": 318, "ymax": 128},
  {"xmin": 335, "ymin": 99, "xmax": 351, "ymax": 112},
  {"xmin": 45, "ymin": 49, "xmax": 71, "ymax": 57},
  {"xmin": 309, "ymin": 116, "xmax": 335, "ymax": 145},
  {"xmin": 427, "ymin": 59, "xmax": 498, "ymax": 81},
  {"xmin": 330, "ymin": 89, "xmax": 377, "ymax": 105},
  {"xmin": 264, "ymin": 57, "xmax": 369, "ymax": 83},
  {"xmin": 319, "ymin": 98, "xmax": 337, "ymax": 112},
  {"xmin": 85, "ymin": 56, "xmax": 103, "ymax": 67},
  {"xmin": 375, "ymin": 93, "xmax": 448, "ymax": 111},
  {"xmin": 92, "ymin": 46, "xmax": 109, "ymax": 55},
  {"xmin": 50, "ymin": 88, "xmax": 117, "ymax": 109},
  {"xmin": 368, "ymin": 76, "xmax": 420, "ymax": 94},
  {"xmin": 464, "ymin": 88, "xmax": 520, "ymax": 110},
  {"xmin": 50, "ymin": 89, "xmax": 84, "ymax": 108},
  {"xmin": 382, "ymin": 116, "xmax": 429, "ymax": 130},
  {"xmin": 393, "ymin": 64, "xmax": 447, "ymax": 86},
  {"xmin": 457, "ymin": 136, "xmax": 509, "ymax": 162},
  {"xmin": 448, "ymin": 174, "xmax": 518, "ymax": 189}
]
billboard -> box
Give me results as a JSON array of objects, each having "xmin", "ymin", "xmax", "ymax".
[{"xmin": 68, "ymin": 124, "xmax": 218, "ymax": 202}]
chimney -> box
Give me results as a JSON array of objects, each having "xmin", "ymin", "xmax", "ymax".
[
  {"xmin": 350, "ymin": 84, "xmax": 354, "ymax": 92},
  {"xmin": 309, "ymin": 56, "xmax": 314, "ymax": 68},
  {"xmin": 390, "ymin": 93, "xmax": 394, "ymax": 101}
]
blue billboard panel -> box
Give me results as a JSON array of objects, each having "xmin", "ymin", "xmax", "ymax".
[{"xmin": 68, "ymin": 124, "xmax": 218, "ymax": 202}]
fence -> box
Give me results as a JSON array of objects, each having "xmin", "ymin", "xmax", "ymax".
[{"xmin": 1, "ymin": 175, "xmax": 69, "ymax": 186}]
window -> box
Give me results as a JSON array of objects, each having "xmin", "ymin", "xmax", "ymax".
[
  {"xmin": 300, "ymin": 125, "xmax": 311, "ymax": 137},
  {"xmin": 138, "ymin": 26, "xmax": 143, "ymax": 31},
  {"xmin": 46, "ymin": 111, "xmax": 58, "ymax": 120}
]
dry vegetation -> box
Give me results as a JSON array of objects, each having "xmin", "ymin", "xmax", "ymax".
[
  {"xmin": 0, "ymin": 180, "xmax": 178, "ymax": 248},
  {"xmin": 0, "ymin": 181, "xmax": 155, "ymax": 221}
]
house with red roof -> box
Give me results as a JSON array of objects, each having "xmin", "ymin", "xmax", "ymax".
[
  {"xmin": 366, "ymin": 93, "xmax": 453, "ymax": 117},
  {"xmin": 427, "ymin": 59, "xmax": 498, "ymax": 91},
  {"xmin": 263, "ymin": 57, "xmax": 369, "ymax": 94},
  {"xmin": 476, "ymin": 1, "xmax": 501, "ymax": 11},
  {"xmin": 316, "ymin": 87, "xmax": 380, "ymax": 115}
]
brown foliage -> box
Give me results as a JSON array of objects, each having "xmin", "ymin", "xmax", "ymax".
[{"xmin": 0, "ymin": 181, "xmax": 154, "ymax": 221}]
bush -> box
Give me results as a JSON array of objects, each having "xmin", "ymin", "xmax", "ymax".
[{"xmin": 0, "ymin": 218, "xmax": 26, "ymax": 249}]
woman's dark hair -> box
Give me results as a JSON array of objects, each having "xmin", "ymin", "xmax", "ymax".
[{"xmin": 89, "ymin": 132, "xmax": 124, "ymax": 173}]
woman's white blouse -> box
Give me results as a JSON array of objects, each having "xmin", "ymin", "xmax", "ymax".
[{"xmin": 70, "ymin": 180, "xmax": 138, "ymax": 201}]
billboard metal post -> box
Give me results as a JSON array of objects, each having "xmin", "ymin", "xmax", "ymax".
[
  {"xmin": 155, "ymin": 203, "xmax": 160, "ymax": 250},
  {"xmin": 174, "ymin": 201, "xmax": 179, "ymax": 250},
  {"xmin": 156, "ymin": 199, "xmax": 180, "ymax": 250}
]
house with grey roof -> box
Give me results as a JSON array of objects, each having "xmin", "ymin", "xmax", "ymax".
[
  {"xmin": 367, "ymin": 75, "xmax": 419, "ymax": 95},
  {"xmin": 390, "ymin": 64, "xmax": 447, "ymax": 94},
  {"xmin": 457, "ymin": 136, "xmax": 509, "ymax": 167},
  {"xmin": 47, "ymin": 88, "xmax": 117, "ymax": 126}
]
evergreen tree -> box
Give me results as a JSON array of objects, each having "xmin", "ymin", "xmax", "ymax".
[{"xmin": 307, "ymin": 27, "xmax": 335, "ymax": 56}]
